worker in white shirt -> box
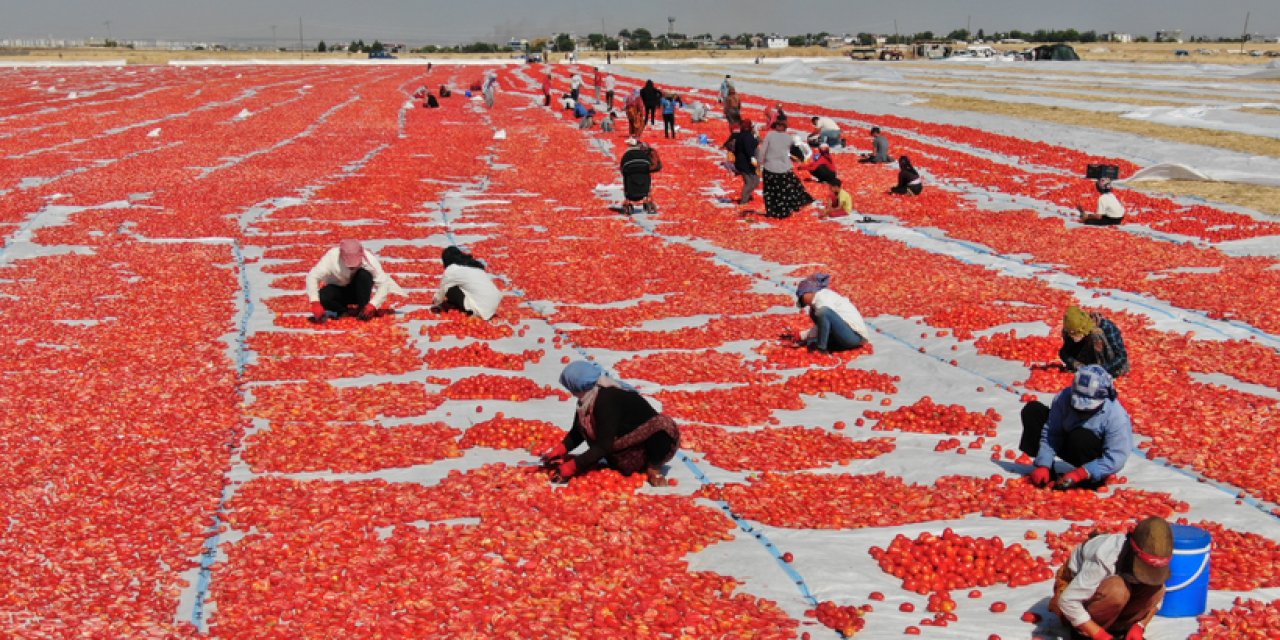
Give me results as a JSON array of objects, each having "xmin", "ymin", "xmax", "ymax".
[
  {"xmin": 807, "ymin": 115, "xmax": 844, "ymax": 148},
  {"xmin": 603, "ymin": 74, "xmax": 617, "ymax": 111},
  {"xmin": 432, "ymin": 246, "xmax": 502, "ymax": 320},
  {"xmin": 783, "ymin": 273, "xmax": 870, "ymax": 353},
  {"xmin": 306, "ymin": 239, "xmax": 403, "ymax": 323},
  {"xmin": 1078, "ymin": 177, "xmax": 1126, "ymax": 226},
  {"xmin": 1050, "ymin": 517, "xmax": 1172, "ymax": 640}
]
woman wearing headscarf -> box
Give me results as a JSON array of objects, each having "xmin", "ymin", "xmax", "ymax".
[
  {"xmin": 1060, "ymin": 306, "xmax": 1130, "ymax": 377},
  {"xmin": 625, "ymin": 89, "xmax": 645, "ymax": 137},
  {"xmin": 755, "ymin": 117, "xmax": 815, "ymax": 219},
  {"xmin": 799, "ymin": 143, "xmax": 839, "ymax": 186},
  {"xmin": 784, "ymin": 273, "xmax": 869, "ymax": 353},
  {"xmin": 640, "ymin": 79, "xmax": 662, "ymax": 126},
  {"xmin": 890, "ymin": 156, "xmax": 923, "ymax": 195},
  {"xmin": 727, "ymin": 119, "xmax": 759, "ymax": 205},
  {"xmin": 539, "ymin": 361, "xmax": 681, "ymax": 487},
  {"xmin": 431, "ymin": 246, "xmax": 502, "ymax": 320}
]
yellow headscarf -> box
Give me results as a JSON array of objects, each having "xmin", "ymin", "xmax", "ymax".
[{"xmin": 1064, "ymin": 306, "xmax": 1097, "ymax": 335}]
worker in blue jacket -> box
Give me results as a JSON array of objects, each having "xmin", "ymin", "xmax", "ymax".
[{"xmin": 1020, "ymin": 365, "xmax": 1133, "ymax": 490}]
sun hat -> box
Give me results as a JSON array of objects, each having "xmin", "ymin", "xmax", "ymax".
[
  {"xmin": 1071, "ymin": 364, "xmax": 1115, "ymax": 411},
  {"xmin": 338, "ymin": 239, "xmax": 364, "ymax": 268},
  {"xmin": 1128, "ymin": 517, "xmax": 1173, "ymax": 586}
]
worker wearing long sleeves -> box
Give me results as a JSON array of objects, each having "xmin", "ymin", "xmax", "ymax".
[
  {"xmin": 431, "ymin": 246, "xmax": 502, "ymax": 320},
  {"xmin": 306, "ymin": 239, "xmax": 403, "ymax": 322},
  {"xmin": 539, "ymin": 361, "xmax": 681, "ymax": 487},
  {"xmin": 1050, "ymin": 517, "xmax": 1172, "ymax": 640},
  {"xmin": 1020, "ymin": 365, "xmax": 1134, "ymax": 490},
  {"xmin": 1060, "ymin": 306, "xmax": 1130, "ymax": 377}
]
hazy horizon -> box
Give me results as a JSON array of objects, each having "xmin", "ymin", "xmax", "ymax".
[{"xmin": 3, "ymin": 1, "xmax": 1275, "ymax": 46}]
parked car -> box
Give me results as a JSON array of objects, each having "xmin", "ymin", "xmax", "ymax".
[
  {"xmin": 368, "ymin": 50, "xmax": 396, "ymax": 59},
  {"xmin": 525, "ymin": 52, "xmax": 543, "ymax": 63}
]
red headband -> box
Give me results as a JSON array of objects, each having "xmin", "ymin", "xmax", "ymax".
[{"xmin": 1129, "ymin": 537, "xmax": 1171, "ymax": 567}]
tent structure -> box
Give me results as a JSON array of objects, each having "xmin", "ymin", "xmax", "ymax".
[{"xmin": 1032, "ymin": 43, "xmax": 1080, "ymax": 61}]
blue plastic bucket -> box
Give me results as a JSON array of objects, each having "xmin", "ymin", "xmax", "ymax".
[
  {"xmin": 1157, "ymin": 524, "xmax": 1211, "ymax": 617},
  {"xmin": 698, "ymin": 133, "xmax": 709, "ymax": 145}
]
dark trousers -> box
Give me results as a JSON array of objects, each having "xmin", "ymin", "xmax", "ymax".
[
  {"xmin": 644, "ymin": 431, "xmax": 677, "ymax": 467},
  {"xmin": 890, "ymin": 183, "xmax": 923, "ymax": 196},
  {"xmin": 605, "ymin": 90, "xmax": 614, "ymax": 110},
  {"xmin": 318, "ymin": 269, "xmax": 373, "ymax": 313},
  {"xmin": 1019, "ymin": 401, "xmax": 1104, "ymax": 468},
  {"xmin": 644, "ymin": 104, "xmax": 657, "ymax": 124},
  {"xmin": 811, "ymin": 164, "xmax": 838, "ymax": 186},
  {"xmin": 662, "ymin": 113, "xmax": 676, "ymax": 137},
  {"xmin": 1083, "ymin": 216, "xmax": 1124, "ymax": 226},
  {"xmin": 440, "ymin": 285, "xmax": 471, "ymax": 314}
]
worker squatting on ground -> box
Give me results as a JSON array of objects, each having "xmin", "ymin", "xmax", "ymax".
[
  {"xmin": 306, "ymin": 239, "xmax": 403, "ymax": 323},
  {"xmin": 783, "ymin": 273, "xmax": 870, "ymax": 353},
  {"xmin": 1061, "ymin": 305, "xmax": 1130, "ymax": 377},
  {"xmin": 1020, "ymin": 365, "xmax": 1134, "ymax": 490},
  {"xmin": 1050, "ymin": 517, "xmax": 1173, "ymax": 640},
  {"xmin": 539, "ymin": 361, "xmax": 682, "ymax": 487},
  {"xmin": 431, "ymin": 246, "xmax": 502, "ymax": 320}
]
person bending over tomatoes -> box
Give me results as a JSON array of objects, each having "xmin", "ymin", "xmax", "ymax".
[
  {"xmin": 1060, "ymin": 306, "xmax": 1130, "ymax": 378},
  {"xmin": 306, "ymin": 239, "xmax": 403, "ymax": 323},
  {"xmin": 430, "ymin": 246, "xmax": 502, "ymax": 320},
  {"xmin": 1020, "ymin": 365, "xmax": 1133, "ymax": 490},
  {"xmin": 782, "ymin": 273, "xmax": 870, "ymax": 353},
  {"xmin": 1050, "ymin": 517, "xmax": 1172, "ymax": 640},
  {"xmin": 539, "ymin": 361, "xmax": 681, "ymax": 487}
]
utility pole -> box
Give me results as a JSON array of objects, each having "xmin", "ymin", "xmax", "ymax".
[
  {"xmin": 966, "ymin": 15, "xmax": 971, "ymax": 39},
  {"xmin": 104, "ymin": 20, "xmax": 112, "ymax": 44},
  {"xmin": 298, "ymin": 18, "xmax": 304, "ymax": 59},
  {"xmin": 1240, "ymin": 12, "xmax": 1250, "ymax": 54},
  {"xmin": 271, "ymin": 25, "xmax": 277, "ymax": 51}
]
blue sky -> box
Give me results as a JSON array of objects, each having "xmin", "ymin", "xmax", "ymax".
[{"xmin": 4, "ymin": 1, "xmax": 1275, "ymax": 45}]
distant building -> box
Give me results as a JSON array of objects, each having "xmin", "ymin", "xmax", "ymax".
[
  {"xmin": 766, "ymin": 37, "xmax": 788, "ymax": 49},
  {"xmin": 1105, "ymin": 32, "xmax": 1133, "ymax": 43},
  {"xmin": 823, "ymin": 36, "xmax": 846, "ymax": 48},
  {"xmin": 1154, "ymin": 29, "xmax": 1184, "ymax": 43}
]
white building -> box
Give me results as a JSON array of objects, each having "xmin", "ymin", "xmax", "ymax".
[
  {"xmin": 1106, "ymin": 32, "xmax": 1133, "ymax": 43},
  {"xmin": 766, "ymin": 37, "xmax": 788, "ymax": 49}
]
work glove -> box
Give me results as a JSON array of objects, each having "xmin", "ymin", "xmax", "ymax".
[
  {"xmin": 1088, "ymin": 626, "xmax": 1114, "ymax": 640},
  {"xmin": 539, "ymin": 443, "xmax": 568, "ymax": 466},
  {"xmin": 1029, "ymin": 466, "xmax": 1052, "ymax": 487},
  {"xmin": 1123, "ymin": 623, "xmax": 1145, "ymax": 640},
  {"xmin": 309, "ymin": 302, "xmax": 328, "ymax": 324},
  {"xmin": 551, "ymin": 458, "xmax": 577, "ymax": 483},
  {"xmin": 358, "ymin": 304, "xmax": 377, "ymax": 321},
  {"xmin": 1056, "ymin": 466, "xmax": 1091, "ymax": 489}
]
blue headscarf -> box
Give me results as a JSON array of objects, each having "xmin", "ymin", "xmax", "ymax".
[
  {"xmin": 559, "ymin": 360, "xmax": 634, "ymax": 393},
  {"xmin": 796, "ymin": 273, "xmax": 831, "ymax": 307}
]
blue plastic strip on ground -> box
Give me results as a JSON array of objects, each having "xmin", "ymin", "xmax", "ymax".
[{"xmin": 189, "ymin": 239, "xmax": 254, "ymax": 629}]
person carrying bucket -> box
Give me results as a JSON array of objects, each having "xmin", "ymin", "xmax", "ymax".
[{"xmin": 1050, "ymin": 517, "xmax": 1173, "ymax": 640}]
